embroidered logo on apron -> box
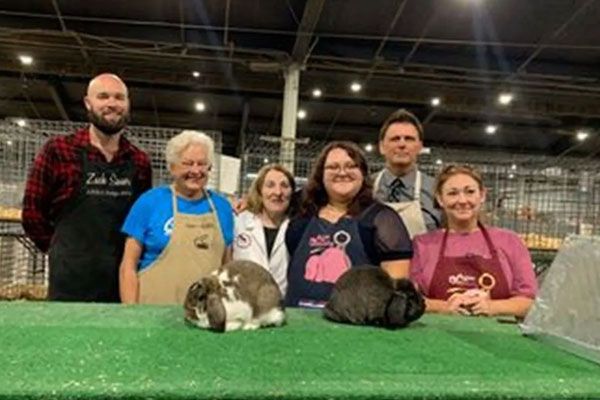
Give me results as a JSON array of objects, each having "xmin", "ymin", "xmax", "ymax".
[
  {"xmin": 193, "ymin": 234, "xmax": 210, "ymax": 250},
  {"xmin": 305, "ymin": 230, "xmax": 351, "ymax": 283}
]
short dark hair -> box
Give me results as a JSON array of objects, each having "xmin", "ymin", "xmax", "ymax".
[
  {"xmin": 379, "ymin": 109, "xmax": 424, "ymax": 141},
  {"xmin": 300, "ymin": 141, "xmax": 374, "ymax": 217}
]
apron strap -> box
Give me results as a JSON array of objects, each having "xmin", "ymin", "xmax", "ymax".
[
  {"xmin": 169, "ymin": 186, "xmax": 218, "ymax": 217},
  {"xmin": 374, "ymin": 170, "xmax": 384, "ymax": 192},
  {"xmin": 438, "ymin": 228, "xmax": 450, "ymax": 260},
  {"xmin": 204, "ymin": 189, "xmax": 226, "ymax": 252},
  {"xmin": 414, "ymin": 170, "xmax": 421, "ymax": 201},
  {"xmin": 478, "ymin": 222, "xmax": 499, "ymax": 258},
  {"xmin": 437, "ymin": 222, "xmax": 499, "ymax": 260},
  {"xmin": 170, "ymin": 185, "xmax": 179, "ymax": 215}
]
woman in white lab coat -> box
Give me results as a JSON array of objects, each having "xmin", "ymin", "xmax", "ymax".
[{"xmin": 233, "ymin": 164, "xmax": 295, "ymax": 295}]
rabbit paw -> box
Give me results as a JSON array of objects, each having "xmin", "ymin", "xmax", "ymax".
[
  {"xmin": 225, "ymin": 320, "xmax": 243, "ymax": 332},
  {"xmin": 242, "ymin": 321, "xmax": 260, "ymax": 331}
]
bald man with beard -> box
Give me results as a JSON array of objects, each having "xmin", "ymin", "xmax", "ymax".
[{"xmin": 22, "ymin": 73, "xmax": 152, "ymax": 302}]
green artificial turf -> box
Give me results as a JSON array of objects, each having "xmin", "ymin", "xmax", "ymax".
[{"xmin": 0, "ymin": 302, "xmax": 598, "ymax": 399}]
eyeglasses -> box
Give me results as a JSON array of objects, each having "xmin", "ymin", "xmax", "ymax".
[
  {"xmin": 324, "ymin": 163, "xmax": 360, "ymax": 174},
  {"xmin": 180, "ymin": 160, "xmax": 211, "ymax": 170}
]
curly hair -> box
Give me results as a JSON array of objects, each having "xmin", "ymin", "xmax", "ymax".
[{"xmin": 300, "ymin": 141, "xmax": 374, "ymax": 217}]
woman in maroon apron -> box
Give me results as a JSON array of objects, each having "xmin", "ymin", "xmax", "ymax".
[{"xmin": 410, "ymin": 165, "xmax": 538, "ymax": 318}]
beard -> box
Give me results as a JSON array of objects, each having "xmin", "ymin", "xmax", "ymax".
[{"xmin": 87, "ymin": 109, "xmax": 130, "ymax": 136}]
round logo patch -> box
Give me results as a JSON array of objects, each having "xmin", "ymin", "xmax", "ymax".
[{"xmin": 235, "ymin": 233, "xmax": 252, "ymax": 249}]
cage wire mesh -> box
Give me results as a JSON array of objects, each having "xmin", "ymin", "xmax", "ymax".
[
  {"xmin": 0, "ymin": 118, "xmax": 222, "ymax": 299},
  {"xmin": 240, "ymin": 134, "xmax": 600, "ymax": 275}
]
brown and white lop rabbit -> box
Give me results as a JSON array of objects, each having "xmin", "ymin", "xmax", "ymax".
[{"xmin": 184, "ymin": 260, "xmax": 285, "ymax": 332}]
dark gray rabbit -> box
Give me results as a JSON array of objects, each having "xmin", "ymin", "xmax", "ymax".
[
  {"xmin": 184, "ymin": 260, "xmax": 285, "ymax": 332},
  {"xmin": 324, "ymin": 266, "xmax": 425, "ymax": 328}
]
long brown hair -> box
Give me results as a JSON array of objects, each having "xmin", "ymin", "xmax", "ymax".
[{"xmin": 300, "ymin": 141, "xmax": 374, "ymax": 216}]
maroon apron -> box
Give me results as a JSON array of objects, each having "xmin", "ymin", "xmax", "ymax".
[{"xmin": 428, "ymin": 223, "xmax": 511, "ymax": 300}]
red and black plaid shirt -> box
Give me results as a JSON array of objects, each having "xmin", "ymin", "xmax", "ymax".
[{"xmin": 22, "ymin": 128, "xmax": 152, "ymax": 252}]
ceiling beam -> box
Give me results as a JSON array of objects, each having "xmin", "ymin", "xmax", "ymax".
[
  {"xmin": 365, "ymin": 0, "xmax": 409, "ymax": 81},
  {"xmin": 515, "ymin": 0, "xmax": 597, "ymax": 74},
  {"xmin": 2, "ymin": 10, "xmax": 600, "ymax": 52},
  {"xmin": 50, "ymin": 0, "xmax": 92, "ymax": 68},
  {"xmin": 291, "ymin": 0, "xmax": 325, "ymax": 63},
  {"xmin": 2, "ymin": 68, "xmax": 600, "ymax": 123},
  {"xmin": 46, "ymin": 79, "xmax": 71, "ymax": 121},
  {"xmin": 223, "ymin": 0, "xmax": 231, "ymax": 46}
]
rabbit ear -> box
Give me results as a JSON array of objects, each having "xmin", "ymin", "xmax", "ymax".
[
  {"xmin": 385, "ymin": 292, "xmax": 408, "ymax": 327},
  {"xmin": 184, "ymin": 281, "xmax": 203, "ymax": 320},
  {"xmin": 393, "ymin": 278, "xmax": 414, "ymax": 292},
  {"xmin": 206, "ymin": 293, "xmax": 226, "ymax": 332},
  {"xmin": 404, "ymin": 290, "xmax": 426, "ymax": 323}
]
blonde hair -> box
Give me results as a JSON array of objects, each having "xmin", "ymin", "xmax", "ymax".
[
  {"xmin": 246, "ymin": 164, "xmax": 295, "ymax": 214},
  {"xmin": 165, "ymin": 130, "xmax": 214, "ymax": 166}
]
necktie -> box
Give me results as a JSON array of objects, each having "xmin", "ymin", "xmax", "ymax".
[{"xmin": 390, "ymin": 179, "xmax": 405, "ymax": 202}]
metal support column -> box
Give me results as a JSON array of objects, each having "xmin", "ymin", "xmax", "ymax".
[{"xmin": 280, "ymin": 63, "xmax": 300, "ymax": 172}]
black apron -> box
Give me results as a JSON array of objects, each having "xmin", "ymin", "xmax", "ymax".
[{"xmin": 48, "ymin": 147, "xmax": 136, "ymax": 302}]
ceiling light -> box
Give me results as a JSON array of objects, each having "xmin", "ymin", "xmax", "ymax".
[
  {"xmin": 509, "ymin": 173, "xmax": 515, "ymax": 179},
  {"xmin": 511, "ymin": 164, "xmax": 517, "ymax": 170},
  {"xmin": 263, "ymin": 158, "xmax": 269, "ymax": 164},
  {"xmin": 498, "ymin": 93, "xmax": 514, "ymax": 105},
  {"xmin": 350, "ymin": 82, "xmax": 362, "ymax": 93},
  {"xmin": 297, "ymin": 109, "xmax": 307, "ymax": 120},
  {"xmin": 194, "ymin": 101, "xmax": 206, "ymax": 112},
  {"xmin": 430, "ymin": 97, "xmax": 441, "ymax": 107},
  {"xmin": 192, "ymin": 71, "xmax": 201, "ymax": 78},
  {"xmin": 485, "ymin": 124, "xmax": 498, "ymax": 135},
  {"xmin": 576, "ymin": 131, "xmax": 589, "ymax": 141},
  {"xmin": 364, "ymin": 143, "xmax": 373, "ymax": 152},
  {"xmin": 6, "ymin": 140, "xmax": 13, "ymax": 146},
  {"xmin": 18, "ymin": 55, "xmax": 33, "ymax": 66},
  {"xmin": 435, "ymin": 159, "xmax": 443, "ymax": 165},
  {"xmin": 16, "ymin": 119, "xmax": 27, "ymax": 127},
  {"xmin": 312, "ymin": 88, "xmax": 322, "ymax": 98}
]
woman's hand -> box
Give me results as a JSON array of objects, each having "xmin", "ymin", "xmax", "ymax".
[
  {"xmin": 460, "ymin": 289, "xmax": 494, "ymax": 316},
  {"xmin": 447, "ymin": 293, "xmax": 472, "ymax": 315}
]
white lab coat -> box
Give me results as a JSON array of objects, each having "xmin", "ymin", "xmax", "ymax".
[{"xmin": 233, "ymin": 210, "xmax": 289, "ymax": 296}]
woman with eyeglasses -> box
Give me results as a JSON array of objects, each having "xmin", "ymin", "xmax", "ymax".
[
  {"xmin": 119, "ymin": 130, "xmax": 234, "ymax": 304},
  {"xmin": 285, "ymin": 141, "xmax": 413, "ymax": 308},
  {"xmin": 410, "ymin": 165, "xmax": 537, "ymax": 318}
]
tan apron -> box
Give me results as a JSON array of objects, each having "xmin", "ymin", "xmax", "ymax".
[
  {"xmin": 138, "ymin": 187, "xmax": 226, "ymax": 305},
  {"xmin": 375, "ymin": 169, "xmax": 427, "ymax": 239}
]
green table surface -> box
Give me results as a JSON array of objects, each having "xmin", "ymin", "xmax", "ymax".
[{"xmin": 0, "ymin": 302, "xmax": 598, "ymax": 399}]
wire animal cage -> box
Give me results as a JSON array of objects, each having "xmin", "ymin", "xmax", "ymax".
[
  {"xmin": 240, "ymin": 134, "xmax": 600, "ymax": 274},
  {"xmin": 0, "ymin": 118, "xmax": 223, "ymax": 299}
]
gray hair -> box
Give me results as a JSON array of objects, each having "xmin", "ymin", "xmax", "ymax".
[{"xmin": 165, "ymin": 130, "xmax": 214, "ymax": 166}]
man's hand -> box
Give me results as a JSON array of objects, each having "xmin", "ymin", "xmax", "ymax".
[{"xmin": 232, "ymin": 196, "xmax": 248, "ymax": 215}]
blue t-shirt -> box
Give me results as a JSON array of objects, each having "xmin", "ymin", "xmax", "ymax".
[{"xmin": 121, "ymin": 186, "xmax": 234, "ymax": 271}]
